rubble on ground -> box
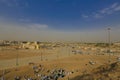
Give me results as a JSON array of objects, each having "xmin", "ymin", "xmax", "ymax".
[{"xmin": 71, "ymin": 61, "xmax": 120, "ymax": 80}]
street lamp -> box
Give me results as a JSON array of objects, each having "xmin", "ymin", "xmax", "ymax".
[
  {"xmin": 108, "ymin": 28, "xmax": 111, "ymax": 46},
  {"xmin": 107, "ymin": 28, "xmax": 111, "ymax": 63}
]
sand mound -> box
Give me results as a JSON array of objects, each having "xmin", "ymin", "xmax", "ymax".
[{"xmin": 71, "ymin": 61, "xmax": 120, "ymax": 80}]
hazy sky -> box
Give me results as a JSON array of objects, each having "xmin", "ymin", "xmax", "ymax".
[{"xmin": 0, "ymin": 0, "xmax": 120, "ymax": 42}]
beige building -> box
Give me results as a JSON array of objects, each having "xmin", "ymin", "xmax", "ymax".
[{"xmin": 22, "ymin": 41, "xmax": 40, "ymax": 49}]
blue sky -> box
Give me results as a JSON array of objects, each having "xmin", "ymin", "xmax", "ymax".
[{"xmin": 0, "ymin": 0, "xmax": 120, "ymax": 42}]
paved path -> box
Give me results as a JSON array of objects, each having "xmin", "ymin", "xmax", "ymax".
[{"xmin": 0, "ymin": 47, "xmax": 72, "ymax": 70}]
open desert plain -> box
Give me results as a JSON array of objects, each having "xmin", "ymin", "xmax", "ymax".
[{"xmin": 0, "ymin": 42, "xmax": 120, "ymax": 80}]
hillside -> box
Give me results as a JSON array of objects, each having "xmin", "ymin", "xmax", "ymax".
[{"xmin": 71, "ymin": 61, "xmax": 120, "ymax": 80}]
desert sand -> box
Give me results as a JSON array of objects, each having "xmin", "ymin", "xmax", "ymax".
[{"xmin": 0, "ymin": 46, "xmax": 119, "ymax": 80}]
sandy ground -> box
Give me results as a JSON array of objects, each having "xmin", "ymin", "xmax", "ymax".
[
  {"xmin": 0, "ymin": 47, "xmax": 71, "ymax": 70},
  {"xmin": 0, "ymin": 47, "xmax": 119, "ymax": 80},
  {"xmin": 0, "ymin": 54, "xmax": 118, "ymax": 80},
  {"xmin": 0, "ymin": 49, "xmax": 56, "ymax": 60}
]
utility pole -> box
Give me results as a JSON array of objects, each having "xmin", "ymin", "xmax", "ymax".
[
  {"xmin": 16, "ymin": 52, "xmax": 18, "ymax": 66},
  {"xmin": 41, "ymin": 49, "xmax": 43, "ymax": 61},
  {"xmin": 16, "ymin": 48, "xmax": 19, "ymax": 71}
]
